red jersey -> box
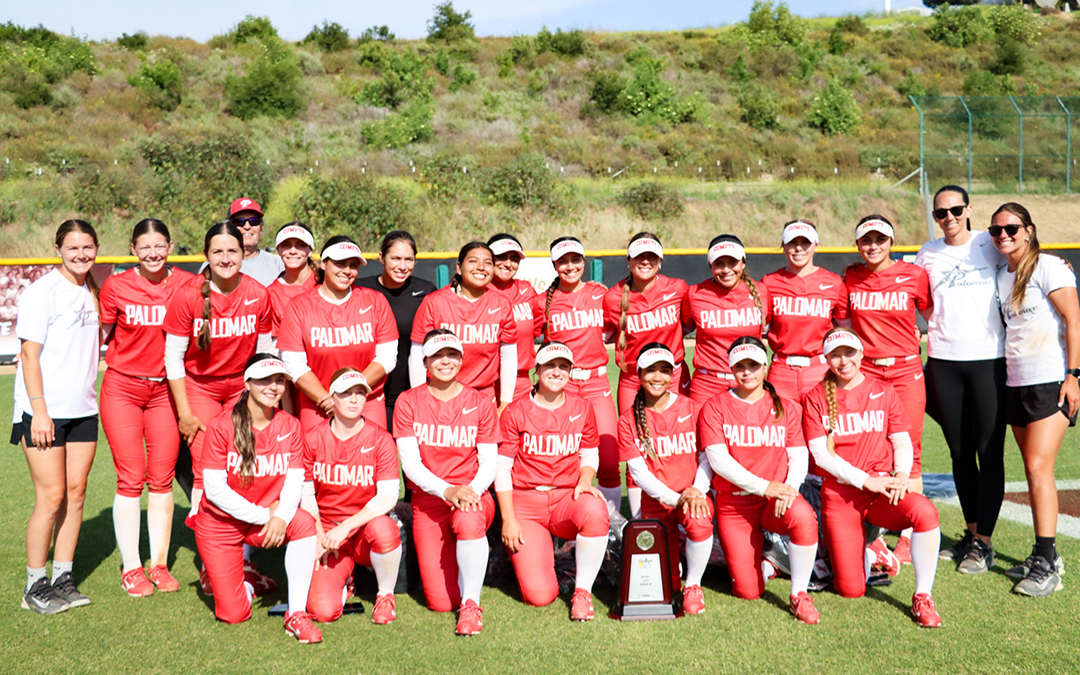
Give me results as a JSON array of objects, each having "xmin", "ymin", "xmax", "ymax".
[
  {"xmin": 162, "ymin": 273, "xmax": 272, "ymax": 377},
  {"xmin": 490, "ymin": 278, "xmax": 539, "ymax": 370},
  {"xmin": 802, "ymin": 378, "xmax": 910, "ymax": 480},
  {"xmin": 393, "ymin": 385, "xmax": 499, "ymax": 490},
  {"xmin": 201, "ymin": 409, "xmax": 305, "ymax": 520},
  {"xmin": 410, "ymin": 286, "xmax": 518, "ymax": 389},
  {"xmin": 682, "ymin": 278, "xmax": 771, "ymax": 373},
  {"xmin": 498, "ymin": 394, "xmax": 599, "ymax": 490},
  {"xmin": 532, "ymin": 282, "xmax": 609, "ymax": 369},
  {"xmin": 100, "ymin": 266, "xmax": 195, "ymax": 378},
  {"xmin": 603, "ymin": 275, "xmax": 688, "ymax": 372},
  {"xmin": 617, "ymin": 394, "xmax": 701, "ymax": 492},
  {"xmin": 698, "ymin": 392, "xmax": 805, "ymax": 492},
  {"xmin": 267, "ymin": 274, "xmax": 317, "ymax": 339},
  {"xmin": 303, "ymin": 420, "xmax": 399, "ymax": 527},
  {"xmin": 761, "ymin": 267, "xmax": 848, "ymax": 357},
  {"xmin": 844, "ymin": 261, "xmax": 930, "ymax": 359},
  {"xmin": 277, "ymin": 286, "xmax": 398, "ymax": 404}
]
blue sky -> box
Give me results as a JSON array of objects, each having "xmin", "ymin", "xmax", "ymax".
[{"xmin": 11, "ymin": 1, "xmax": 929, "ymax": 42}]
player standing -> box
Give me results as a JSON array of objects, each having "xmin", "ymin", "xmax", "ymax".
[
  {"xmin": 488, "ymin": 233, "xmax": 539, "ymax": 401},
  {"xmin": 266, "ymin": 222, "xmax": 316, "ymax": 344}
]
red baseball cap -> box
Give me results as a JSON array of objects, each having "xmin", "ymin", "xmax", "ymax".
[{"xmin": 229, "ymin": 198, "xmax": 263, "ymax": 217}]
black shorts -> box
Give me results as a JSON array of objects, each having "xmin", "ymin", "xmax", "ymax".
[
  {"xmin": 1005, "ymin": 383, "xmax": 1078, "ymax": 428},
  {"xmin": 10, "ymin": 413, "xmax": 99, "ymax": 447}
]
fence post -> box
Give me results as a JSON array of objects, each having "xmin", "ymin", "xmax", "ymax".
[
  {"xmin": 436, "ymin": 264, "xmax": 449, "ymax": 288},
  {"xmin": 910, "ymin": 96, "xmax": 925, "ymax": 197},
  {"xmin": 590, "ymin": 259, "xmax": 603, "ymax": 284},
  {"xmin": 1060, "ymin": 97, "xmax": 1072, "ymax": 194},
  {"xmin": 958, "ymin": 97, "xmax": 973, "ymax": 194},
  {"xmin": 1009, "ymin": 96, "xmax": 1023, "ymax": 193}
]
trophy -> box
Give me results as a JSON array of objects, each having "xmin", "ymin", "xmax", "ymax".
[{"xmin": 610, "ymin": 518, "xmax": 677, "ymax": 620}]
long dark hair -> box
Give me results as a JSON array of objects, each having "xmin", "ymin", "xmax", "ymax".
[
  {"xmin": 708, "ymin": 234, "xmax": 765, "ymax": 330},
  {"xmin": 55, "ymin": 220, "xmax": 101, "ymax": 313},
  {"xmin": 197, "ymin": 222, "xmax": 244, "ymax": 351},
  {"xmin": 729, "ymin": 336, "xmax": 783, "ymax": 421},
  {"xmin": 543, "ymin": 235, "xmax": 584, "ymax": 340},
  {"xmin": 381, "ymin": 230, "xmax": 417, "ymax": 257},
  {"xmin": 450, "ymin": 241, "xmax": 493, "ymax": 293},
  {"xmin": 232, "ymin": 353, "xmax": 280, "ymax": 486},
  {"xmin": 315, "ymin": 234, "xmax": 361, "ymax": 285},
  {"xmin": 632, "ymin": 341, "xmax": 672, "ymax": 462},
  {"xmin": 617, "ymin": 232, "xmax": 662, "ymax": 370}
]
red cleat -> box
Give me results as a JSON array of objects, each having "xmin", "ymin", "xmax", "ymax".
[
  {"xmin": 372, "ymin": 594, "xmax": 397, "ymax": 625},
  {"xmin": 893, "ymin": 536, "xmax": 913, "ymax": 566},
  {"xmin": 198, "ymin": 564, "xmax": 213, "ymax": 595},
  {"xmin": 147, "ymin": 565, "xmax": 180, "ymax": 593},
  {"xmin": 789, "ymin": 591, "xmax": 820, "ymax": 625},
  {"xmin": 570, "ymin": 588, "xmax": 595, "ymax": 621},
  {"xmin": 243, "ymin": 561, "xmax": 278, "ymax": 596},
  {"xmin": 911, "ymin": 593, "xmax": 942, "ymax": 628},
  {"xmin": 682, "ymin": 585, "xmax": 705, "ymax": 615},
  {"xmin": 284, "ymin": 611, "xmax": 324, "ymax": 644},
  {"xmin": 456, "ymin": 599, "xmax": 483, "ymax": 636},
  {"xmin": 868, "ymin": 536, "xmax": 900, "ymax": 577},
  {"xmin": 121, "ymin": 568, "xmax": 155, "ymax": 598}
]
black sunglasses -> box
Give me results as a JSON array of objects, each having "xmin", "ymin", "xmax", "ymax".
[
  {"xmin": 932, "ymin": 205, "xmax": 966, "ymax": 220},
  {"xmin": 988, "ymin": 224, "xmax": 1021, "ymax": 237},
  {"xmin": 230, "ymin": 216, "xmax": 263, "ymax": 229}
]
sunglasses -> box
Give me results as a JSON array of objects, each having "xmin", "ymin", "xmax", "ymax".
[
  {"xmin": 932, "ymin": 205, "xmax": 966, "ymax": 220},
  {"xmin": 231, "ymin": 216, "xmax": 263, "ymax": 229},
  {"xmin": 988, "ymin": 224, "xmax": 1021, "ymax": 237}
]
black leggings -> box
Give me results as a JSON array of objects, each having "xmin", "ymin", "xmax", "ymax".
[{"xmin": 924, "ymin": 357, "xmax": 1007, "ymax": 538}]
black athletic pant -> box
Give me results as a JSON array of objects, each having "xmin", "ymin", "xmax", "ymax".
[{"xmin": 924, "ymin": 357, "xmax": 1007, "ymax": 538}]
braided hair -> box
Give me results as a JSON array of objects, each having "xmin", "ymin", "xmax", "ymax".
[
  {"xmin": 708, "ymin": 234, "xmax": 766, "ymax": 331},
  {"xmin": 231, "ymin": 352, "xmax": 281, "ymax": 486},
  {"xmin": 632, "ymin": 341, "xmax": 672, "ymax": 462},
  {"xmin": 545, "ymin": 236, "xmax": 584, "ymax": 340},
  {"xmin": 820, "ymin": 327, "xmax": 861, "ymax": 456}
]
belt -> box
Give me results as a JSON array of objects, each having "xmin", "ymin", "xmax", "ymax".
[
  {"xmin": 570, "ymin": 366, "xmax": 607, "ymax": 381},
  {"xmin": 871, "ymin": 354, "xmax": 919, "ymax": 367},
  {"xmin": 697, "ymin": 367, "xmax": 734, "ymax": 381},
  {"xmin": 134, "ymin": 375, "xmax": 165, "ymax": 383},
  {"xmin": 774, "ymin": 354, "xmax": 826, "ymax": 368},
  {"xmin": 534, "ymin": 485, "xmax": 559, "ymax": 492}
]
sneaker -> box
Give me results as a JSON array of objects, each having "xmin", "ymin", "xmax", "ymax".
[
  {"xmin": 121, "ymin": 568, "xmax": 155, "ymax": 597},
  {"xmin": 244, "ymin": 562, "xmax": 278, "ymax": 596},
  {"xmin": 51, "ymin": 572, "xmax": 91, "ymax": 608},
  {"xmin": 570, "ymin": 588, "xmax": 595, "ymax": 621},
  {"xmin": 940, "ymin": 531, "xmax": 975, "ymax": 561},
  {"xmin": 1012, "ymin": 556, "xmax": 1064, "ymax": 597},
  {"xmin": 682, "ymin": 585, "xmax": 705, "ymax": 615},
  {"xmin": 372, "ymin": 594, "xmax": 397, "ymax": 625},
  {"xmin": 284, "ymin": 611, "xmax": 323, "ymax": 644},
  {"xmin": 20, "ymin": 577, "xmax": 69, "ymax": 615},
  {"xmin": 957, "ymin": 538, "xmax": 995, "ymax": 575},
  {"xmin": 893, "ymin": 536, "xmax": 912, "ymax": 566},
  {"xmin": 868, "ymin": 536, "xmax": 900, "ymax": 577},
  {"xmin": 911, "ymin": 593, "xmax": 942, "ymax": 628},
  {"xmin": 1006, "ymin": 548, "xmax": 1066, "ymax": 580},
  {"xmin": 198, "ymin": 564, "xmax": 213, "ymax": 595},
  {"xmin": 456, "ymin": 599, "xmax": 483, "ymax": 636},
  {"xmin": 147, "ymin": 565, "xmax": 180, "ymax": 593},
  {"xmin": 789, "ymin": 592, "xmax": 820, "ymax": 625}
]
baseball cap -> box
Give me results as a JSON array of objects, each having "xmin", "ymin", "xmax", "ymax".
[
  {"xmin": 535, "ymin": 342, "xmax": 575, "ymax": 367},
  {"xmin": 855, "ymin": 219, "xmax": 894, "ymax": 241},
  {"xmin": 823, "ymin": 331, "xmax": 864, "ymax": 355},
  {"xmin": 229, "ymin": 198, "xmax": 263, "ymax": 217},
  {"xmin": 423, "ymin": 332, "xmax": 464, "ymax": 357},
  {"xmin": 728, "ymin": 342, "xmax": 768, "ymax": 366},
  {"xmin": 328, "ymin": 370, "xmax": 372, "ymax": 396},
  {"xmin": 321, "ymin": 241, "xmax": 368, "ymax": 265},
  {"xmin": 244, "ymin": 357, "xmax": 289, "ymax": 381}
]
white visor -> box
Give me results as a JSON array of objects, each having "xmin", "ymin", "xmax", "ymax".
[
  {"xmin": 823, "ymin": 331, "xmax": 864, "ymax": 355},
  {"xmin": 854, "ymin": 220, "xmax": 894, "ymax": 241},
  {"xmin": 489, "ymin": 239, "xmax": 524, "ymax": 258},
  {"xmin": 322, "ymin": 241, "xmax": 367, "ymax": 264},
  {"xmin": 707, "ymin": 241, "xmax": 746, "ymax": 264},
  {"xmin": 627, "ymin": 238, "xmax": 663, "ymax": 260},
  {"xmin": 550, "ymin": 239, "xmax": 585, "ymax": 262},
  {"xmin": 728, "ymin": 343, "xmax": 768, "ymax": 366},
  {"xmin": 781, "ymin": 222, "xmax": 819, "ymax": 245},
  {"xmin": 275, "ymin": 226, "xmax": 315, "ymax": 250},
  {"xmin": 637, "ymin": 346, "xmax": 675, "ymax": 370},
  {"xmin": 535, "ymin": 342, "xmax": 575, "ymax": 367},
  {"xmin": 244, "ymin": 357, "xmax": 289, "ymax": 382},
  {"xmin": 328, "ymin": 371, "xmax": 371, "ymax": 395},
  {"xmin": 423, "ymin": 333, "xmax": 464, "ymax": 357}
]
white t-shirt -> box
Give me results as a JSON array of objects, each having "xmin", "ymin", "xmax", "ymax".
[
  {"xmin": 12, "ymin": 269, "xmax": 100, "ymax": 421},
  {"xmin": 915, "ymin": 231, "xmax": 1005, "ymax": 361},
  {"xmin": 200, "ymin": 250, "xmax": 284, "ymax": 287},
  {"xmin": 996, "ymin": 254, "xmax": 1077, "ymax": 387}
]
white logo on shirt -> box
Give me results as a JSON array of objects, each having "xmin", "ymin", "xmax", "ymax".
[
  {"xmin": 487, "ymin": 307, "xmax": 501, "ymax": 314},
  {"xmin": 569, "ymin": 414, "xmax": 582, "ymax": 422},
  {"xmin": 463, "ymin": 406, "xmax": 478, "ymax": 415},
  {"xmin": 914, "ymin": 373, "xmax": 923, "ymax": 380},
  {"xmin": 519, "ymin": 287, "xmax": 529, "ymax": 295},
  {"xmin": 603, "ymin": 390, "xmax": 612, "ymax": 397},
  {"xmin": 895, "ymin": 276, "xmax": 910, "ymax": 283},
  {"xmin": 662, "ymin": 292, "xmax": 676, "ymax": 301},
  {"xmin": 819, "ymin": 284, "xmax": 834, "ymax": 290},
  {"xmin": 412, "ymin": 290, "xmax": 425, "ymax": 296},
  {"xmin": 276, "ymin": 432, "xmax": 293, "ymax": 442},
  {"xmin": 677, "ymin": 414, "xmax": 692, "ymax": 424},
  {"xmin": 592, "ymin": 294, "xmax": 604, "ymax": 300},
  {"xmin": 359, "ymin": 446, "xmax": 375, "ymax": 454},
  {"xmin": 244, "ymin": 298, "xmax": 259, "ymax": 306},
  {"xmin": 358, "ymin": 306, "xmax": 372, "ymax": 315},
  {"xmin": 869, "ymin": 392, "xmax": 884, "ymax": 400}
]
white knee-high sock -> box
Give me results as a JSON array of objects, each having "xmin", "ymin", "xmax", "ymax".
[
  {"xmin": 574, "ymin": 535, "xmax": 608, "ymax": 592},
  {"xmin": 910, "ymin": 529, "xmax": 941, "ymax": 596},
  {"xmin": 864, "ymin": 547, "xmax": 873, "ymax": 581},
  {"xmin": 243, "ymin": 544, "xmax": 253, "ymax": 563},
  {"xmin": 599, "ymin": 486, "xmax": 622, "ymax": 514},
  {"xmin": 685, "ymin": 537, "xmax": 712, "ymax": 587},
  {"xmin": 900, "ymin": 527, "xmax": 913, "ymax": 542},
  {"xmin": 627, "ymin": 487, "xmax": 642, "ymax": 519},
  {"xmin": 788, "ymin": 543, "xmax": 817, "ymax": 596},
  {"xmin": 147, "ymin": 492, "xmax": 174, "ymax": 568},
  {"xmin": 285, "ymin": 536, "xmax": 317, "ymax": 614},
  {"xmin": 113, "ymin": 494, "xmax": 143, "ymax": 572},
  {"xmin": 456, "ymin": 538, "xmax": 489, "ymax": 605},
  {"xmin": 371, "ymin": 547, "xmax": 402, "ymax": 596}
]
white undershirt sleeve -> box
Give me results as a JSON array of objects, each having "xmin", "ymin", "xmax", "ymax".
[
  {"xmin": 499, "ymin": 344, "xmax": 517, "ymax": 405},
  {"xmin": 165, "ymin": 333, "xmax": 189, "ymax": 380},
  {"xmin": 471, "ymin": 442, "xmax": 497, "ymax": 493},
  {"xmin": 273, "ymin": 468, "xmax": 304, "ymax": 525},
  {"xmin": 409, "ymin": 342, "xmax": 426, "ymax": 388},
  {"xmin": 890, "ymin": 432, "xmax": 914, "ymax": 476},
  {"xmin": 626, "ymin": 457, "xmax": 681, "ymax": 507},
  {"xmin": 494, "ymin": 455, "xmax": 514, "ymax": 492},
  {"xmin": 692, "ymin": 455, "xmax": 713, "ymax": 494},
  {"xmin": 578, "ymin": 446, "xmax": 599, "ymax": 472},
  {"xmin": 784, "ymin": 445, "xmax": 809, "ymax": 490},
  {"xmin": 808, "ymin": 436, "xmax": 869, "ymax": 489},
  {"xmin": 397, "ymin": 436, "xmax": 451, "ymax": 498},
  {"xmin": 365, "ymin": 479, "xmax": 400, "ymax": 516},
  {"xmin": 374, "ymin": 340, "xmax": 398, "ymax": 374},
  {"xmin": 281, "ymin": 350, "xmax": 311, "ymax": 381},
  {"xmin": 256, "ymin": 332, "xmax": 274, "ymax": 355},
  {"xmin": 705, "ymin": 443, "xmax": 770, "ymax": 496},
  {"xmin": 203, "ymin": 469, "xmax": 270, "ymax": 525}
]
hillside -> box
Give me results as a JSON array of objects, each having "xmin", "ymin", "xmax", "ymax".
[{"xmin": 1, "ymin": 3, "xmax": 1078, "ymax": 255}]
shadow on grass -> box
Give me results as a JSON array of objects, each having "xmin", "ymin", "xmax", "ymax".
[
  {"xmin": 75, "ymin": 507, "xmax": 116, "ymax": 585},
  {"xmin": 865, "ymin": 585, "xmax": 911, "ymax": 616}
]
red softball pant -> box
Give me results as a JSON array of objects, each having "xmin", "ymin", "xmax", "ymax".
[
  {"xmin": 715, "ymin": 492, "xmax": 818, "ymax": 600},
  {"xmin": 306, "ymin": 515, "xmax": 401, "ymax": 622},
  {"xmin": 298, "ymin": 391, "xmax": 388, "ymax": 434},
  {"xmin": 862, "ymin": 357, "xmax": 925, "ymax": 479},
  {"xmin": 101, "ymin": 369, "xmax": 180, "ymax": 497},
  {"xmin": 411, "ymin": 490, "xmax": 494, "ymax": 612},
  {"xmin": 767, "ymin": 358, "xmax": 830, "ymax": 403},
  {"xmin": 565, "ymin": 373, "xmax": 619, "ymax": 490},
  {"xmin": 688, "ymin": 367, "xmax": 735, "ymax": 404},
  {"xmin": 506, "ymin": 488, "xmax": 609, "ymax": 607},
  {"xmin": 185, "ymin": 373, "xmax": 245, "ymax": 490},
  {"xmin": 640, "ymin": 493, "xmax": 715, "ymax": 592},
  {"xmin": 821, "ymin": 481, "xmax": 939, "ymax": 598},
  {"xmin": 195, "ymin": 508, "xmax": 317, "ymax": 624}
]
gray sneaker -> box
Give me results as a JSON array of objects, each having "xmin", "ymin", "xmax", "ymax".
[
  {"xmin": 957, "ymin": 538, "xmax": 995, "ymax": 574},
  {"xmin": 21, "ymin": 577, "xmax": 69, "ymax": 615},
  {"xmin": 50, "ymin": 572, "xmax": 91, "ymax": 608},
  {"xmin": 1013, "ymin": 556, "xmax": 1064, "ymax": 597},
  {"xmin": 1005, "ymin": 550, "xmax": 1065, "ymax": 580},
  {"xmin": 940, "ymin": 531, "xmax": 974, "ymax": 561}
]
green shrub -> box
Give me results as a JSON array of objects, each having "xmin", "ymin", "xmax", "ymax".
[
  {"xmin": 989, "ymin": 36, "xmax": 1025, "ymax": 76},
  {"xmin": 128, "ymin": 49, "xmax": 184, "ymax": 111},
  {"xmin": 117, "ymin": 32, "xmax": 148, "ymax": 50},
  {"xmin": 432, "ymin": 50, "xmax": 451, "ymax": 77},
  {"xmin": 302, "ymin": 21, "xmax": 349, "ymax": 53},
  {"xmin": 927, "ymin": 4, "xmax": 990, "ymax": 49},
  {"xmin": 295, "ymin": 172, "xmax": 410, "ymax": 246},
  {"xmin": 11, "ymin": 78, "xmax": 52, "ymax": 109},
  {"xmin": 359, "ymin": 25, "xmax": 396, "ymax": 44},
  {"xmin": 535, "ymin": 27, "xmax": 586, "ymax": 57},
  {"xmin": 747, "ymin": 1, "xmax": 806, "ymax": 47},
  {"xmin": 360, "ymin": 96, "xmax": 434, "ymax": 148},
  {"xmin": 989, "ymin": 3, "xmax": 1037, "ymax": 46},
  {"xmin": 230, "ymin": 15, "xmax": 278, "ymax": 44},
  {"xmin": 357, "ymin": 48, "xmax": 432, "ymax": 109},
  {"xmin": 0, "ymin": 23, "xmax": 97, "ymax": 84},
  {"xmin": 827, "ymin": 29, "xmax": 850, "ymax": 56},
  {"xmin": 727, "ymin": 54, "xmax": 753, "ymax": 84},
  {"xmin": 807, "ymin": 78, "xmax": 859, "ymax": 136},
  {"xmin": 897, "ymin": 70, "xmax": 927, "ymax": 98},
  {"xmin": 588, "ymin": 71, "xmax": 625, "ymax": 113},
  {"xmin": 496, "ymin": 50, "xmax": 514, "ymax": 78},
  {"xmin": 449, "ymin": 63, "xmax": 476, "ymax": 92},
  {"xmin": 73, "ymin": 166, "xmax": 135, "ymax": 214},
  {"xmin": 961, "ymin": 70, "xmax": 1017, "ymax": 139},
  {"xmin": 226, "ymin": 45, "xmax": 304, "ymax": 119},
  {"xmin": 834, "ymin": 15, "xmax": 868, "ymax": 36},
  {"xmin": 419, "ymin": 154, "xmax": 476, "ymax": 201},
  {"xmin": 508, "ymin": 35, "xmax": 535, "ymax": 64},
  {"xmin": 427, "ymin": 2, "xmax": 475, "ymax": 43},
  {"xmin": 527, "ymin": 68, "xmax": 548, "ymax": 97},
  {"xmin": 737, "ymin": 86, "xmax": 780, "ymax": 131},
  {"xmin": 481, "ymin": 154, "xmax": 558, "ymax": 209},
  {"xmin": 618, "ymin": 182, "xmax": 685, "ymax": 221}
]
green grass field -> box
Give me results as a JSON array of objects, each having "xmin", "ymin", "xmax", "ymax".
[{"xmin": 1, "ymin": 369, "xmax": 1078, "ymax": 675}]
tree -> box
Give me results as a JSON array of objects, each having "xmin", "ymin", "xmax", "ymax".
[{"xmin": 427, "ymin": 2, "xmax": 474, "ymax": 43}]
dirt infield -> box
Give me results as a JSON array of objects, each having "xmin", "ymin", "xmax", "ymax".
[
  {"xmin": 978, "ymin": 194, "xmax": 1080, "ymax": 244},
  {"xmin": 1004, "ymin": 490, "xmax": 1080, "ymax": 518}
]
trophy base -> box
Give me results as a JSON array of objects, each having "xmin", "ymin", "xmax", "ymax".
[{"xmin": 608, "ymin": 602, "xmax": 679, "ymax": 621}]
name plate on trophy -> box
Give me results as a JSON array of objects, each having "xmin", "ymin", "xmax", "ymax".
[{"xmin": 610, "ymin": 519, "xmax": 677, "ymax": 620}]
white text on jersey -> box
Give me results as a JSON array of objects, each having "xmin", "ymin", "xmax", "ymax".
[
  {"xmin": 722, "ymin": 424, "xmax": 786, "ymax": 448},
  {"xmin": 627, "ymin": 305, "xmax": 679, "ymax": 334},
  {"xmin": 226, "ymin": 451, "xmax": 288, "ymax": 477},
  {"xmin": 314, "ymin": 462, "xmax": 375, "ymax": 487},
  {"xmin": 551, "ymin": 308, "xmax": 603, "ymax": 333},
  {"xmin": 697, "ymin": 307, "xmax": 762, "ymax": 330},
  {"xmin": 848, "ymin": 291, "xmax": 910, "ymax": 312},
  {"xmin": 522, "ymin": 432, "xmax": 583, "ymax": 457},
  {"xmin": 193, "ymin": 315, "xmax": 257, "ymax": 339},
  {"xmin": 309, "ymin": 323, "xmax": 375, "ymax": 348},
  {"xmin": 772, "ymin": 296, "xmax": 832, "ymax": 319},
  {"xmin": 413, "ymin": 422, "xmax": 478, "ymax": 448},
  {"xmin": 645, "ymin": 432, "xmax": 697, "ymax": 458},
  {"xmin": 439, "ymin": 322, "xmax": 499, "ymax": 344},
  {"xmin": 125, "ymin": 304, "xmax": 166, "ymax": 327},
  {"xmin": 822, "ymin": 410, "xmax": 886, "ymax": 436}
]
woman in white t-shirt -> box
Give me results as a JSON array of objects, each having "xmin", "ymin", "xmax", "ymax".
[
  {"xmin": 991, "ymin": 202, "xmax": 1080, "ymax": 598},
  {"xmin": 915, "ymin": 185, "xmax": 1007, "ymax": 574},
  {"xmin": 11, "ymin": 220, "xmax": 102, "ymax": 615}
]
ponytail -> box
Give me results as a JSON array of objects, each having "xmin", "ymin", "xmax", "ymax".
[
  {"xmin": 822, "ymin": 370, "xmax": 839, "ymax": 456},
  {"xmin": 616, "ymin": 274, "xmax": 632, "ymax": 370},
  {"xmin": 762, "ymin": 380, "xmax": 784, "ymax": 422},
  {"xmin": 993, "ymin": 202, "xmax": 1051, "ymax": 313},
  {"xmin": 632, "ymin": 388, "xmax": 658, "ymax": 462},
  {"xmin": 196, "ymin": 266, "xmax": 213, "ymax": 351},
  {"xmin": 542, "ymin": 277, "xmax": 558, "ymax": 340},
  {"xmin": 740, "ymin": 269, "xmax": 766, "ymax": 331},
  {"xmin": 231, "ymin": 391, "xmax": 257, "ymax": 486}
]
